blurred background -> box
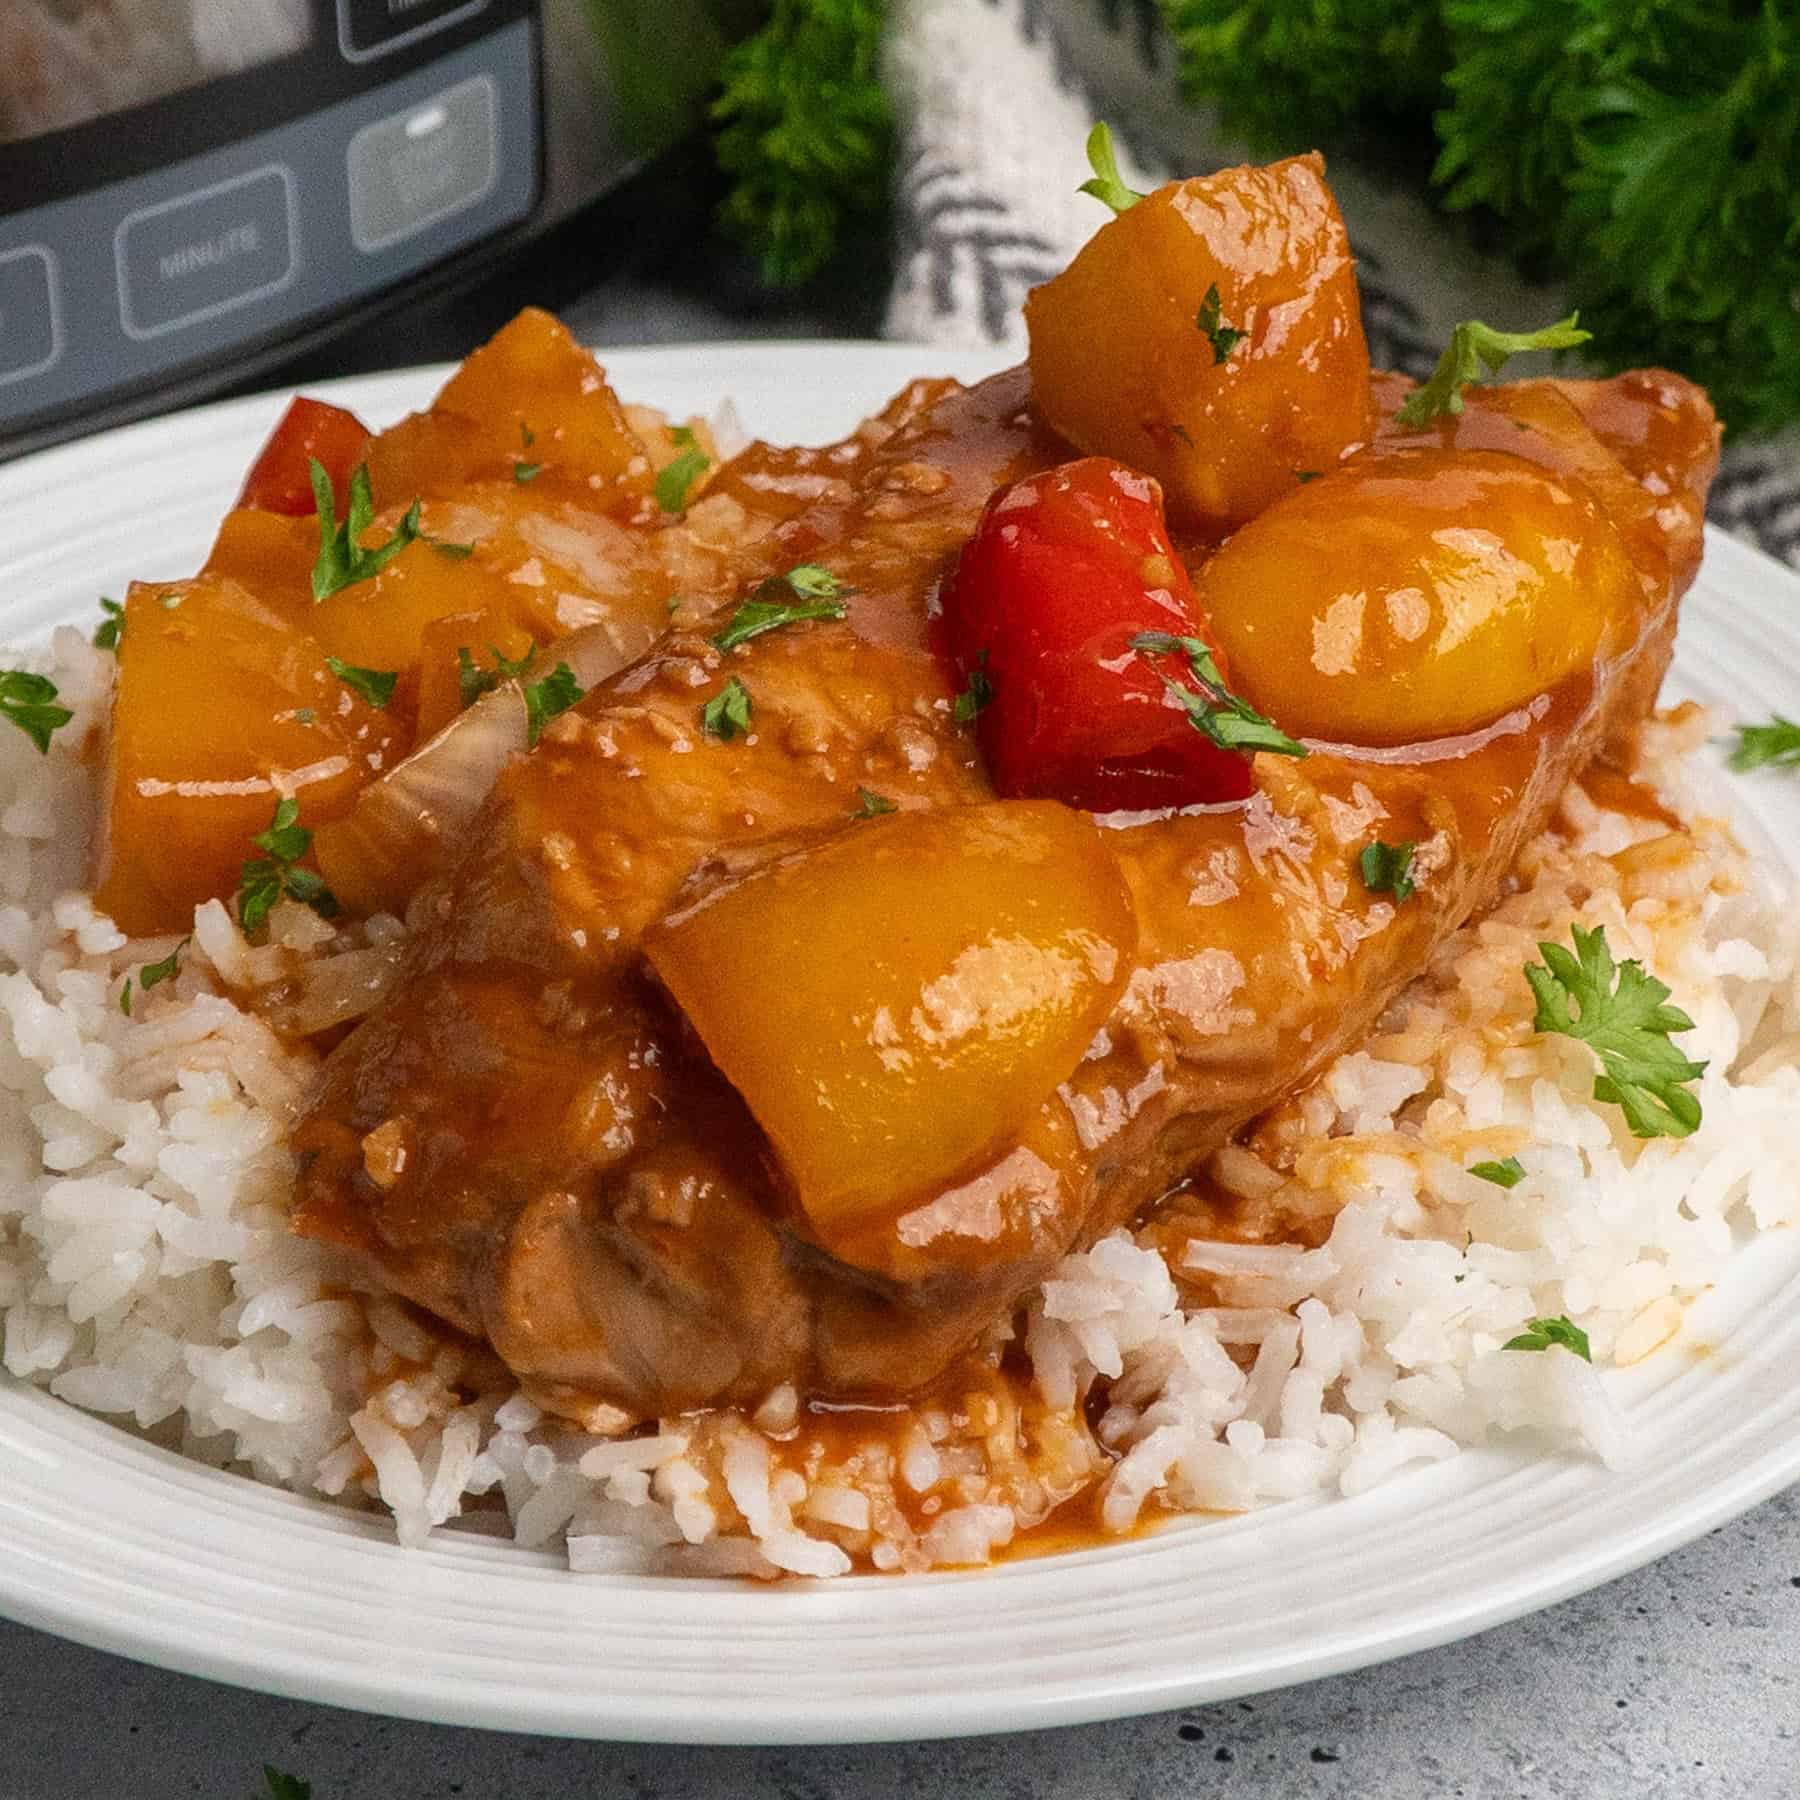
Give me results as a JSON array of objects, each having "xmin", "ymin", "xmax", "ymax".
[{"xmin": 1, "ymin": 1, "xmax": 1794, "ymax": 550}]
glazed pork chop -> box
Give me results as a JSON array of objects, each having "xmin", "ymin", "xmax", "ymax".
[{"xmin": 291, "ymin": 350, "xmax": 1719, "ymax": 1422}]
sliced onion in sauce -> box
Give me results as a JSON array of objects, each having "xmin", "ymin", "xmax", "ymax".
[{"xmin": 311, "ymin": 622, "xmax": 630, "ymax": 917}]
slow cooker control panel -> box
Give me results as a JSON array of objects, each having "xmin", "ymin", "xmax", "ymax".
[{"xmin": 0, "ymin": 15, "xmax": 538, "ymax": 437}]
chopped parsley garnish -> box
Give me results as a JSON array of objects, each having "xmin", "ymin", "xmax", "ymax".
[
  {"xmin": 953, "ymin": 654, "xmax": 994, "ymax": 724},
  {"xmin": 1294, "ymin": 470, "xmax": 1322, "ymax": 484},
  {"xmin": 93, "ymin": 597, "xmax": 124, "ymax": 651},
  {"xmin": 655, "ymin": 426, "xmax": 711, "ymax": 514},
  {"xmin": 702, "ymin": 676, "xmax": 753, "ymax": 741},
  {"xmin": 236, "ymin": 797, "xmax": 338, "ymax": 937},
  {"xmin": 1728, "ymin": 716, "xmax": 1800, "ymax": 773},
  {"xmin": 0, "ymin": 671, "xmax": 72, "ymax": 754},
  {"xmin": 711, "ymin": 564, "xmax": 855, "ymax": 651},
  {"xmin": 1359, "ymin": 840, "xmax": 1417, "ymax": 903},
  {"xmin": 1395, "ymin": 314, "xmax": 1593, "ymax": 428},
  {"xmin": 1130, "ymin": 632, "xmax": 1307, "ymax": 758},
  {"xmin": 324, "ymin": 657, "xmax": 397, "ymax": 710},
  {"xmin": 514, "ymin": 422, "xmax": 542, "ymax": 483},
  {"xmin": 119, "ymin": 935, "xmax": 189, "ymax": 1016},
  {"xmin": 456, "ymin": 644, "xmax": 534, "ymax": 710},
  {"xmin": 428, "ymin": 536, "xmax": 475, "ymax": 561},
  {"xmin": 523, "ymin": 663, "xmax": 584, "ymax": 746},
  {"xmin": 309, "ymin": 461, "xmax": 421, "ymax": 601},
  {"xmin": 1502, "ymin": 1315, "xmax": 1592, "ymax": 1362},
  {"xmin": 1525, "ymin": 923, "xmax": 1706, "ymax": 1139},
  {"xmin": 852, "ymin": 786, "xmax": 897, "ymax": 818},
  {"xmin": 1470, "ymin": 1156, "xmax": 1525, "ymax": 1188},
  {"xmin": 1196, "ymin": 283, "xmax": 1245, "ymax": 364},
  {"xmin": 262, "ymin": 1769, "xmax": 312, "ymax": 1800},
  {"xmin": 1077, "ymin": 121, "xmax": 1144, "ymax": 214}
]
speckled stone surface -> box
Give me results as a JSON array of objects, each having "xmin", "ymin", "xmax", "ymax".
[{"xmin": 1, "ymin": 1483, "xmax": 1794, "ymax": 1798}]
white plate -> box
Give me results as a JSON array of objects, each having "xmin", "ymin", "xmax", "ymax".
[{"xmin": 1, "ymin": 343, "xmax": 1798, "ymax": 1745}]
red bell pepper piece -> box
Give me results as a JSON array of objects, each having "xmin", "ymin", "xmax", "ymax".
[
  {"xmin": 237, "ymin": 396, "xmax": 373, "ymax": 518},
  {"xmin": 939, "ymin": 456, "xmax": 1281, "ymax": 811}
]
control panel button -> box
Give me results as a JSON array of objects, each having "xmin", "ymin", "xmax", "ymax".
[
  {"xmin": 115, "ymin": 167, "xmax": 297, "ymax": 342},
  {"xmin": 348, "ymin": 76, "xmax": 498, "ymax": 254},
  {"xmin": 0, "ymin": 246, "xmax": 60, "ymax": 386},
  {"xmin": 337, "ymin": 0, "xmax": 488, "ymax": 62}
]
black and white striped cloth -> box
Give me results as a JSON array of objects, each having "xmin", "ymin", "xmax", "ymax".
[{"xmin": 881, "ymin": 0, "xmax": 1800, "ymax": 569}]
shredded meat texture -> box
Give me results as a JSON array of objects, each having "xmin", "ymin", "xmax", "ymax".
[{"xmin": 292, "ymin": 362, "xmax": 1719, "ymax": 1424}]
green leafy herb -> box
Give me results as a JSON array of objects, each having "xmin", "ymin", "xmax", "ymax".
[
  {"xmin": 1196, "ymin": 283, "xmax": 1245, "ymax": 364},
  {"xmin": 293, "ymin": 709, "xmax": 315, "ymax": 725},
  {"xmin": 93, "ymin": 597, "xmax": 124, "ymax": 651},
  {"xmin": 1470, "ymin": 1156, "xmax": 1525, "ymax": 1188},
  {"xmin": 309, "ymin": 461, "xmax": 421, "ymax": 601},
  {"xmin": 1078, "ymin": 121, "xmax": 1144, "ymax": 214},
  {"xmin": 1728, "ymin": 716, "xmax": 1800, "ymax": 774},
  {"xmin": 324, "ymin": 657, "xmax": 398, "ymax": 710},
  {"xmin": 711, "ymin": 564, "xmax": 855, "ymax": 651},
  {"xmin": 456, "ymin": 644, "xmax": 534, "ymax": 711},
  {"xmin": 120, "ymin": 935, "xmax": 190, "ymax": 1016},
  {"xmin": 1395, "ymin": 315, "xmax": 1593, "ymax": 428},
  {"xmin": 1130, "ymin": 632, "xmax": 1307, "ymax": 758},
  {"xmin": 1293, "ymin": 470, "xmax": 1322, "ymax": 484},
  {"xmin": 1524, "ymin": 923, "xmax": 1706, "ymax": 1139},
  {"xmin": 0, "ymin": 671, "xmax": 72, "ymax": 754},
  {"xmin": 952, "ymin": 655, "xmax": 994, "ymax": 724},
  {"xmin": 428, "ymin": 536, "xmax": 475, "ymax": 561},
  {"xmin": 703, "ymin": 675, "xmax": 753, "ymax": 741},
  {"xmin": 513, "ymin": 422, "xmax": 542, "ymax": 484},
  {"xmin": 712, "ymin": 0, "xmax": 893, "ymax": 286},
  {"xmin": 851, "ymin": 786, "xmax": 897, "ymax": 818},
  {"xmin": 236, "ymin": 797, "xmax": 338, "ymax": 937},
  {"xmin": 523, "ymin": 663, "xmax": 584, "ymax": 746},
  {"xmin": 655, "ymin": 426, "xmax": 712, "ymax": 514},
  {"xmin": 262, "ymin": 1769, "xmax": 312, "ymax": 1800},
  {"xmin": 1502, "ymin": 1315, "xmax": 1592, "ymax": 1362},
  {"xmin": 1359, "ymin": 840, "xmax": 1417, "ymax": 903}
]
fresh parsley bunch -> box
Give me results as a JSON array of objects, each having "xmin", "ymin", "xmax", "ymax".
[
  {"xmin": 1161, "ymin": 0, "xmax": 1800, "ymax": 432},
  {"xmin": 712, "ymin": 0, "xmax": 893, "ymax": 285}
]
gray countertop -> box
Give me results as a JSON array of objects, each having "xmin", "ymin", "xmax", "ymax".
[{"xmin": 6, "ymin": 274, "xmax": 1798, "ymax": 1800}]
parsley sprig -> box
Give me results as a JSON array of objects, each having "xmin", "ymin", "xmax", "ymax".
[
  {"xmin": 1130, "ymin": 632, "xmax": 1307, "ymax": 758},
  {"xmin": 119, "ymin": 935, "xmax": 188, "ymax": 1017},
  {"xmin": 324, "ymin": 657, "xmax": 397, "ymax": 709},
  {"xmin": 1359, "ymin": 840, "xmax": 1417, "ymax": 903},
  {"xmin": 851, "ymin": 786, "xmax": 897, "ymax": 818},
  {"xmin": 1196, "ymin": 284, "xmax": 1245, "ymax": 364},
  {"xmin": 1395, "ymin": 314, "xmax": 1593, "ymax": 428},
  {"xmin": 1470, "ymin": 1156, "xmax": 1525, "ymax": 1188},
  {"xmin": 703, "ymin": 676, "xmax": 753, "ymax": 741},
  {"xmin": 524, "ymin": 663, "xmax": 584, "ymax": 746},
  {"xmin": 1078, "ymin": 122, "xmax": 1144, "ymax": 214},
  {"xmin": 237, "ymin": 797, "xmax": 338, "ymax": 937},
  {"xmin": 457, "ymin": 644, "xmax": 534, "ymax": 711},
  {"xmin": 93, "ymin": 597, "xmax": 124, "ymax": 651},
  {"xmin": 953, "ymin": 654, "xmax": 994, "ymax": 724},
  {"xmin": 711, "ymin": 565, "xmax": 854, "ymax": 652},
  {"xmin": 309, "ymin": 462, "xmax": 420, "ymax": 601},
  {"xmin": 1503, "ymin": 1315, "xmax": 1592, "ymax": 1361},
  {"xmin": 0, "ymin": 671, "xmax": 72, "ymax": 754},
  {"xmin": 1525, "ymin": 923, "xmax": 1706, "ymax": 1139},
  {"xmin": 655, "ymin": 426, "xmax": 712, "ymax": 514},
  {"xmin": 1728, "ymin": 716, "xmax": 1800, "ymax": 773}
]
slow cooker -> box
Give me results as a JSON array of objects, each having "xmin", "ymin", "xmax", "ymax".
[{"xmin": 0, "ymin": 0, "xmax": 756, "ymax": 457}]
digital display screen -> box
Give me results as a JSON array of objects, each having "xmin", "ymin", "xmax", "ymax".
[{"xmin": 0, "ymin": 1, "xmax": 314, "ymax": 146}]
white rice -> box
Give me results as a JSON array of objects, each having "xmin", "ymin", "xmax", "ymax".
[{"xmin": 3, "ymin": 631, "xmax": 1798, "ymax": 1576}]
